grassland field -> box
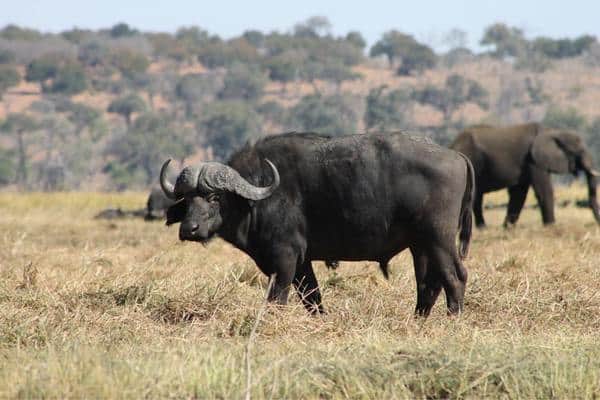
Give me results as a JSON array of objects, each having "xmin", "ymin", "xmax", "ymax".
[{"xmin": 1, "ymin": 185, "xmax": 600, "ymax": 398}]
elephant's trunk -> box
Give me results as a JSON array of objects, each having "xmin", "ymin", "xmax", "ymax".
[{"xmin": 585, "ymin": 171, "xmax": 600, "ymax": 224}]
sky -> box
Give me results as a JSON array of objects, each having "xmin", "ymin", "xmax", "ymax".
[{"xmin": 2, "ymin": 0, "xmax": 599, "ymax": 51}]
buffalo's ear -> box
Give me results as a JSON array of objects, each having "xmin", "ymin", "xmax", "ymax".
[
  {"xmin": 531, "ymin": 133, "xmax": 571, "ymax": 174},
  {"xmin": 166, "ymin": 200, "xmax": 186, "ymax": 226}
]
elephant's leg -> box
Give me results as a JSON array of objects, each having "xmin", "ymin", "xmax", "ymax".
[
  {"xmin": 293, "ymin": 260, "xmax": 324, "ymax": 314},
  {"xmin": 530, "ymin": 166, "xmax": 555, "ymax": 225},
  {"xmin": 504, "ymin": 184, "xmax": 530, "ymax": 227},
  {"xmin": 410, "ymin": 246, "xmax": 442, "ymax": 317},
  {"xmin": 473, "ymin": 190, "xmax": 486, "ymax": 228}
]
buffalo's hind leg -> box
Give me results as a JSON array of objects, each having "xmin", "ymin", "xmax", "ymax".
[
  {"xmin": 293, "ymin": 260, "xmax": 324, "ymax": 314},
  {"xmin": 410, "ymin": 247, "xmax": 442, "ymax": 317},
  {"xmin": 430, "ymin": 245, "xmax": 467, "ymax": 315}
]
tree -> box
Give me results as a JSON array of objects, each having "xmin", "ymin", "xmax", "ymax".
[
  {"xmin": 293, "ymin": 16, "xmax": 332, "ymax": 38},
  {"xmin": 175, "ymin": 26, "xmax": 211, "ymax": 57},
  {"xmin": 0, "ymin": 49, "xmax": 16, "ymax": 64},
  {"xmin": 110, "ymin": 23, "xmax": 138, "ymax": 38},
  {"xmin": 412, "ymin": 74, "xmax": 488, "ymax": 122},
  {"xmin": 0, "ymin": 24, "xmax": 42, "ymax": 41},
  {"xmin": 110, "ymin": 49, "xmax": 150, "ymax": 79},
  {"xmin": 370, "ymin": 30, "xmax": 437, "ymax": 74},
  {"xmin": 317, "ymin": 61, "xmax": 361, "ymax": 91},
  {"xmin": 198, "ymin": 38, "xmax": 259, "ymax": 68},
  {"xmin": 0, "ymin": 113, "xmax": 38, "ymax": 186},
  {"xmin": 25, "ymin": 55, "xmax": 61, "ymax": 91},
  {"xmin": 242, "ymin": 30, "xmax": 265, "ymax": 48},
  {"xmin": 0, "ymin": 65, "xmax": 20, "ymax": 102},
  {"xmin": 56, "ymin": 100, "xmax": 104, "ymax": 137},
  {"xmin": 480, "ymin": 23, "xmax": 526, "ymax": 59},
  {"xmin": 198, "ymin": 101, "xmax": 263, "ymax": 160},
  {"xmin": 532, "ymin": 35, "xmax": 596, "ymax": 59},
  {"xmin": 218, "ymin": 62, "xmax": 267, "ymax": 101},
  {"xmin": 543, "ymin": 106, "xmax": 586, "ymax": 131},
  {"xmin": 105, "ymin": 112, "xmax": 192, "ymax": 187},
  {"xmin": 443, "ymin": 28, "xmax": 468, "ymax": 50},
  {"xmin": 49, "ymin": 63, "xmax": 87, "ymax": 94},
  {"xmin": 345, "ymin": 31, "xmax": 367, "ymax": 51},
  {"xmin": 396, "ymin": 43, "xmax": 437, "ymax": 75},
  {"xmin": 287, "ymin": 93, "xmax": 359, "ymax": 135},
  {"xmin": 264, "ymin": 50, "xmax": 302, "ymax": 88},
  {"xmin": 175, "ymin": 72, "xmax": 222, "ymax": 117},
  {"xmin": 364, "ymin": 85, "xmax": 412, "ymax": 132},
  {"xmin": 107, "ymin": 94, "xmax": 147, "ymax": 127}
]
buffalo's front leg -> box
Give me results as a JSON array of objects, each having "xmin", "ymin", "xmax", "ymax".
[
  {"xmin": 264, "ymin": 247, "xmax": 297, "ymax": 305},
  {"xmin": 293, "ymin": 260, "xmax": 324, "ymax": 314}
]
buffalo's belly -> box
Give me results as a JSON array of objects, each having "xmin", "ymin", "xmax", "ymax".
[{"xmin": 306, "ymin": 221, "xmax": 411, "ymax": 261}]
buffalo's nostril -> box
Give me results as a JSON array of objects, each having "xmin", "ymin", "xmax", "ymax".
[{"xmin": 190, "ymin": 225, "xmax": 200, "ymax": 234}]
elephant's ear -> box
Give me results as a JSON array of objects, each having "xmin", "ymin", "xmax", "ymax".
[{"xmin": 531, "ymin": 133, "xmax": 570, "ymax": 174}]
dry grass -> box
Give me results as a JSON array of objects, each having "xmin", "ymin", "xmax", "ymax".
[{"xmin": 1, "ymin": 187, "xmax": 600, "ymax": 398}]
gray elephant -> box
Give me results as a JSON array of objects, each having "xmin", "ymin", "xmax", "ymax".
[{"xmin": 451, "ymin": 123, "xmax": 600, "ymax": 227}]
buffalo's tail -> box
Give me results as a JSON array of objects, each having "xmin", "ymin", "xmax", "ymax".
[{"xmin": 457, "ymin": 153, "xmax": 475, "ymax": 260}]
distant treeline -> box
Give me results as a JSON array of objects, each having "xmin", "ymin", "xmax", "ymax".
[{"xmin": 1, "ymin": 18, "xmax": 600, "ymax": 191}]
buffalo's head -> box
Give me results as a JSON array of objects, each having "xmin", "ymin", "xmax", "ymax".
[{"xmin": 159, "ymin": 159, "xmax": 280, "ymax": 242}]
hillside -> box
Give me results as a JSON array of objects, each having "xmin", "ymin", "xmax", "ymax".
[{"xmin": 1, "ymin": 22, "xmax": 600, "ymax": 191}]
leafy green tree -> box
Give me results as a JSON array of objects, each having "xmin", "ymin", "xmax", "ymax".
[
  {"xmin": 110, "ymin": 49, "xmax": 150, "ymax": 79},
  {"xmin": 264, "ymin": 50, "xmax": 302, "ymax": 88},
  {"xmin": 242, "ymin": 30, "xmax": 265, "ymax": 48},
  {"xmin": 219, "ymin": 62, "xmax": 267, "ymax": 101},
  {"xmin": 110, "ymin": 23, "xmax": 138, "ymax": 38},
  {"xmin": 256, "ymin": 100, "xmax": 286, "ymax": 125},
  {"xmin": 345, "ymin": 31, "xmax": 367, "ymax": 51},
  {"xmin": 364, "ymin": 86, "xmax": 412, "ymax": 132},
  {"xmin": 0, "ymin": 24, "xmax": 42, "ymax": 41},
  {"xmin": 543, "ymin": 105, "xmax": 586, "ymax": 131},
  {"xmin": 56, "ymin": 100, "xmax": 104, "ymax": 137},
  {"xmin": 0, "ymin": 65, "xmax": 20, "ymax": 101},
  {"xmin": 105, "ymin": 112, "xmax": 193, "ymax": 187},
  {"xmin": 0, "ymin": 49, "xmax": 16, "ymax": 64},
  {"xmin": 175, "ymin": 26, "xmax": 211, "ymax": 57},
  {"xmin": 412, "ymin": 74, "xmax": 488, "ymax": 122},
  {"xmin": 480, "ymin": 23, "xmax": 526, "ymax": 59},
  {"xmin": 287, "ymin": 93, "xmax": 359, "ymax": 135},
  {"xmin": 78, "ymin": 41, "xmax": 109, "ymax": 67},
  {"xmin": 61, "ymin": 28, "xmax": 93, "ymax": 44},
  {"xmin": 293, "ymin": 16, "xmax": 332, "ymax": 38},
  {"xmin": 0, "ymin": 147, "xmax": 15, "ymax": 185},
  {"xmin": 25, "ymin": 55, "xmax": 61, "ymax": 91},
  {"xmin": 175, "ymin": 73, "xmax": 222, "ymax": 117},
  {"xmin": 370, "ymin": 30, "xmax": 437, "ymax": 74},
  {"xmin": 107, "ymin": 94, "xmax": 147, "ymax": 127},
  {"xmin": 0, "ymin": 113, "xmax": 38, "ymax": 186},
  {"xmin": 49, "ymin": 63, "xmax": 87, "ymax": 94},
  {"xmin": 532, "ymin": 35, "xmax": 596, "ymax": 59},
  {"xmin": 198, "ymin": 101, "xmax": 263, "ymax": 160},
  {"xmin": 198, "ymin": 38, "xmax": 259, "ymax": 68},
  {"xmin": 396, "ymin": 43, "xmax": 437, "ymax": 75},
  {"xmin": 148, "ymin": 32, "xmax": 188, "ymax": 62}
]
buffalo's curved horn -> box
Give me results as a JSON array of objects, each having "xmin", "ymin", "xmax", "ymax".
[
  {"xmin": 201, "ymin": 159, "xmax": 280, "ymax": 201},
  {"xmin": 160, "ymin": 159, "xmax": 178, "ymax": 200},
  {"xmin": 590, "ymin": 168, "xmax": 600, "ymax": 177}
]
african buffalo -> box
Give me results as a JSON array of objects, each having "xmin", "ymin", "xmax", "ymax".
[
  {"xmin": 145, "ymin": 185, "xmax": 176, "ymax": 221},
  {"xmin": 160, "ymin": 132, "xmax": 474, "ymax": 316}
]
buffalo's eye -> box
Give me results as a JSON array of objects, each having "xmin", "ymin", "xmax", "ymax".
[{"xmin": 206, "ymin": 193, "xmax": 219, "ymax": 203}]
